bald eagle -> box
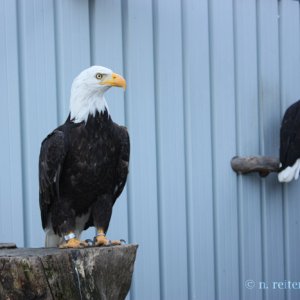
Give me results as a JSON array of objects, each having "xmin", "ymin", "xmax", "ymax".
[
  {"xmin": 278, "ymin": 100, "xmax": 300, "ymax": 182},
  {"xmin": 39, "ymin": 66, "xmax": 129, "ymax": 248}
]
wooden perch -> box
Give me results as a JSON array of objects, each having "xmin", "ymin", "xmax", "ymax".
[
  {"xmin": 0, "ymin": 244, "xmax": 138, "ymax": 300},
  {"xmin": 0, "ymin": 243, "xmax": 16, "ymax": 249},
  {"xmin": 231, "ymin": 156, "xmax": 280, "ymax": 177}
]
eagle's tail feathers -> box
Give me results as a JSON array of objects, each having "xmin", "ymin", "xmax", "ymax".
[
  {"xmin": 278, "ymin": 159, "xmax": 300, "ymax": 182},
  {"xmin": 45, "ymin": 230, "xmax": 62, "ymax": 247}
]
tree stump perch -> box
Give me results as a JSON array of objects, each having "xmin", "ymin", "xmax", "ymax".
[
  {"xmin": 231, "ymin": 156, "xmax": 280, "ymax": 177},
  {"xmin": 0, "ymin": 243, "xmax": 16, "ymax": 249},
  {"xmin": 0, "ymin": 244, "xmax": 138, "ymax": 300}
]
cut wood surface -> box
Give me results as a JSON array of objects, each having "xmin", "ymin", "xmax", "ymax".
[
  {"xmin": 0, "ymin": 244, "xmax": 138, "ymax": 300},
  {"xmin": 231, "ymin": 156, "xmax": 280, "ymax": 177},
  {"xmin": 0, "ymin": 243, "xmax": 16, "ymax": 249}
]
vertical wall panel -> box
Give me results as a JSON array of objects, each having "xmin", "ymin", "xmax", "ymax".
[
  {"xmin": 17, "ymin": 0, "xmax": 58, "ymax": 246},
  {"xmin": 279, "ymin": 1, "xmax": 300, "ymax": 300},
  {"xmin": 209, "ymin": 0, "xmax": 240, "ymax": 299},
  {"xmin": 257, "ymin": 1, "xmax": 285, "ymax": 300},
  {"xmin": 122, "ymin": 1, "xmax": 160, "ymax": 299},
  {"xmin": 0, "ymin": 0, "xmax": 24, "ymax": 246},
  {"xmin": 153, "ymin": 0, "xmax": 188, "ymax": 299},
  {"xmin": 234, "ymin": 1, "xmax": 263, "ymax": 300},
  {"xmin": 182, "ymin": 0, "xmax": 215, "ymax": 299},
  {"xmin": 54, "ymin": 0, "xmax": 91, "ymax": 124}
]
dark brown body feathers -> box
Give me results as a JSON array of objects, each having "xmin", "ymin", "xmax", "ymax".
[{"xmin": 39, "ymin": 110, "xmax": 129, "ymax": 236}]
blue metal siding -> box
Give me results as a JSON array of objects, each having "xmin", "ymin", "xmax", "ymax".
[
  {"xmin": 182, "ymin": 1, "xmax": 215, "ymax": 299},
  {"xmin": 122, "ymin": 1, "xmax": 161, "ymax": 299},
  {"xmin": 234, "ymin": 2, "xmax": 262, "ymax": 300},
  {"xmin": 153, "ymin": 1, "xmax": 189, "ymax": 299},
  {"xmin": 279, "ymin": 3, "xmax": 300, "ymax": 300},
  {"xmin": 0, "ymin": 0, "xmax": 24, "ymax": 246},
  {"xmin": 1, "ymin": 1, "xmax": 300, "ymax": 300},
  {"xmin": 258, "ymin": 3, "xmax": 285, "ymax": 300}
]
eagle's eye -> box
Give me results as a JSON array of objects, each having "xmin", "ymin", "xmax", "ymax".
[{"xmin": 96, "ymin": 73, "xmax": 103, "ymax": 80}]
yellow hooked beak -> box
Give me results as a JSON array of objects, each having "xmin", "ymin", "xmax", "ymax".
[{"xmin": 100, "ymin": 73, "xmax": 126, "ymax": 90}]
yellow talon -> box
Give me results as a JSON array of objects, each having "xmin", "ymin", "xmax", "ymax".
[
  {"xmin": 95, "ymin": 235, "xmax": 110, "ymax": 246},
  {"xmin": 59, "ymin": 238, "xmax": 88, "ymax": 249},
  {"xmin": 95, "ymin": 235, "xmax": 121, "ymax": 246},
  {"xmin": 95, "ymin": 228, "xmax": 121, "ymax": 246}
]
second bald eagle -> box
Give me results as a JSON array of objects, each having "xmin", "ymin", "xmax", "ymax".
[{"xmin": 278, "ymin": 100, "xmax": 300, "ymax": 182}]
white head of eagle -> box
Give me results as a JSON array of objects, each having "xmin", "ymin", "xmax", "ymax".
[{"xmin": 69, "ymin": 66, "xmax": 126, "ymax": 123}]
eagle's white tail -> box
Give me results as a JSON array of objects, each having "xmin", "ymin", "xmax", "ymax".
[
  {"xmin": 44, "ymin": 212, "xmax": 89, "ymax": 247},
  {"xmin": 45, "ymin": 230, "xmax": 62, "ymax": 247},
  {"xmin": 278, "ymin": 159, "xmax": 300, "ymax": 182},
  {"xmin": 45, "ymin": 229, "xmax": 84, "ymax": 247}
]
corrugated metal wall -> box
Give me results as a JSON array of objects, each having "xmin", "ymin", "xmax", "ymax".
[{"xmin": 1, "ymin": 0, "xmax": 300, "ymax": 299}]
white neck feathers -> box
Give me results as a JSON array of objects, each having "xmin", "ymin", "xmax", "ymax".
[{"xmin": 69, "ymin": 88, "xmax": 109, "ymax": 123}]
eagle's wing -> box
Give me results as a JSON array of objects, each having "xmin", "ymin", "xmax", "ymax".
[
  {"xmin": 39, "ymin": 130, "xmax": 67, "ymax": 229},
  {"xmin": 113, "ymin": 126, "xmax": 130, "ymax": 203},
  {"xmin": 280, "ymin": 100, "xmax": 300, "ymax": 169}
]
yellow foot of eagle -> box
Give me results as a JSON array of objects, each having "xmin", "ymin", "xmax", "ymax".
[
  {"xmin": 59, "ymin": 238, "xmax": 88, "ymax": 249},
  {"xmin": 95, "ymin": 229, "xmax": 122, "ymax": 246},
  {"xmin": 94, "ymin": 235, "xmax": 122, "ymax": 246}
]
